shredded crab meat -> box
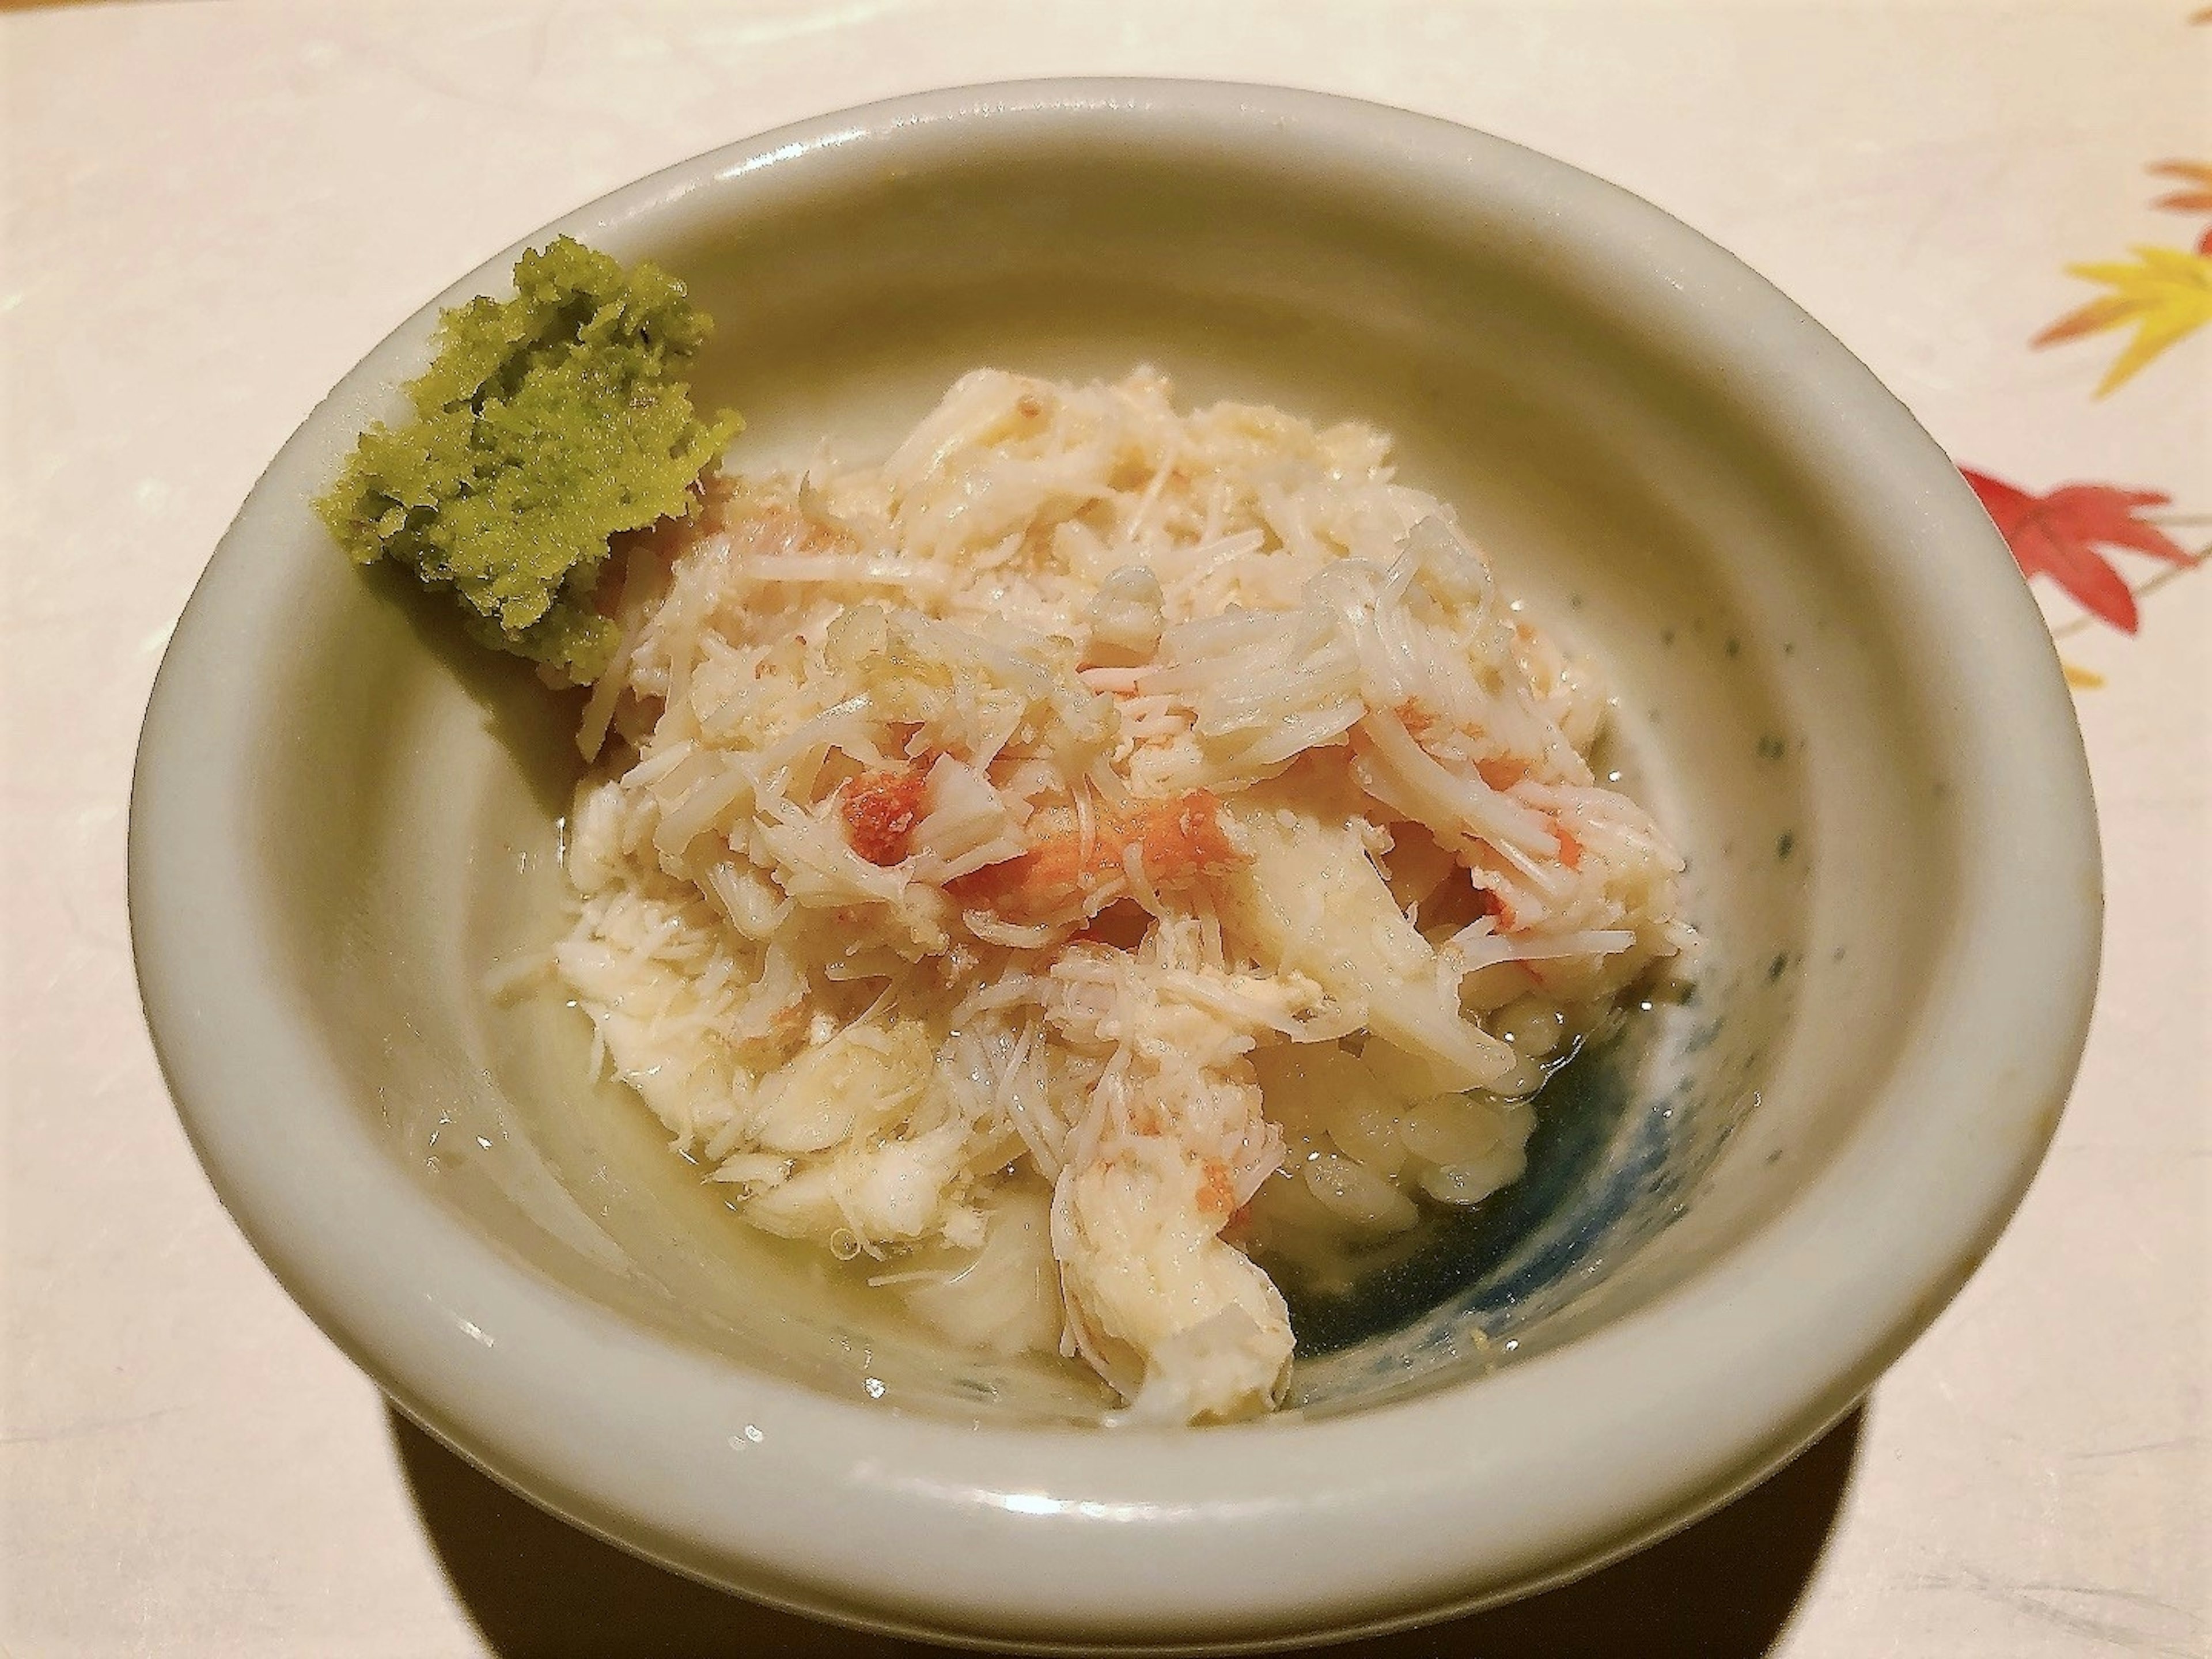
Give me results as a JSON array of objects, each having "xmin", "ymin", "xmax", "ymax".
[{"xmin": 553, "ymin": 368, "xmax": 1692, "ymax": 1423}]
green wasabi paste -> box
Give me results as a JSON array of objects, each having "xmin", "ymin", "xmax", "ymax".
[{"xmin": 317, "ymin": 237, "xmax": 741, "ymax": 682}]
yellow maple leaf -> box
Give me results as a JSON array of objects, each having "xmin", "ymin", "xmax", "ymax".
[{"xmin": 2032, "ymin": 245, "xmax": 2212, "ymax": 396}]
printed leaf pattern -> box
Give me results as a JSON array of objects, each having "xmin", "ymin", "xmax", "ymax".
[
  {"xmin": 2150, "ymin": 161, "xmax": 2212, "ymax": 253},
  {"xmin": 2032, "ymin": 245, "xmax": 2212, "ymax": 395},
  {"xmin": 1997, "ymin": 14, "xmax": 2205, "ymax": 671},
  {"xmin": 2150, "ymin": 160, "xmax": 2212, "ymax": 214},
  {"xmin": 1961, "ymin": 468, "xmax": 2195, "ymax": 634}
]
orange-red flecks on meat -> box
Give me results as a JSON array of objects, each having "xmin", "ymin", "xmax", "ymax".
[
  {"xmin": 946, "ymin": 822, "xmax": 1115, "ymax": 916},
  {"xmin": 947, "ymin": 789, "xmax": 1245, "ymax": 923},
  {"xmin": 1135, "ymin": 790, "xmax": 1243, "ymax": 880},
  {"xmin": 842, "ymin": 765, "xmax": 930, "ymax": 866},
  {"xmin": 1393, "ymin": 699, "xmax": 1435, "ymax": 740},
  {"xmin": 1198, "ymin": 1159, "xmax": 1237, "ymax": 1219},
  {"xmin": 1476, "ymin": 884, "xmax": 1518, "ymax": 934},
  {"xmin": 1475, "ymin": 756, "xmax": 1528, "ymax": 793},
  {"xmin": 1552, "ymin": 820, "xmax": 1582, "ymax": 870}
]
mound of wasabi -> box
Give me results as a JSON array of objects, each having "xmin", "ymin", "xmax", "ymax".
[{"xmin": 317, "ymin": 237, "xmax": 740, "ymax": 682}]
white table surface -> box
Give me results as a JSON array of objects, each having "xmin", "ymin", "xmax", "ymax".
[{"xmin": 4, "ymin": 3, "xmax": 2207, "ymax": 1654}]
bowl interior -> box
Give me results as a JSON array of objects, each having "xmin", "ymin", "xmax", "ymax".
[{"xmin": 255, "ymin": 134, "xmax": 1947, "ymax": 1426}]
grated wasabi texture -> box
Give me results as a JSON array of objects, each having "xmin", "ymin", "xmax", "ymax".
[{"xmin": 317, "ymin": 237, "xmax": 741, "ymax": 681}]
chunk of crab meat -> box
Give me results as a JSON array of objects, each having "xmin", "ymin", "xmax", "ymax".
[
  {"xmin": 748, "ymin": 1020, "xmax": 935, "ymax": 1154},
  {"xmin": 1221, "ymin": 798, "xmax": 1513, "ymax": 1094},
  {"xmin": 948, "ymin": 789, "xmax": 1247, "ymax": 925},
  {"xmin": 1053, "ymin": 1143, "xmax": 1293, "ymax": 1424},
  {"xmin": 565, "ymin": 779, "xmax": 628, "ymax": 895},
  {"xmin": 900, "ymin": 1186, "xmax": 1063, "ymax": 1358},
  {"xmin": 743, "ymin": 1123, "xmax": 969, "ymax": 1247}
]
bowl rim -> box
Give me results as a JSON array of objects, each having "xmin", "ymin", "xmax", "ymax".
[{"xmin": 128, "ymin": 78, "xmax": 2101, "ymax": 1652}]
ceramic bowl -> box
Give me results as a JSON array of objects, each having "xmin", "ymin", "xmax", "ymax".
[{"xmin": 130, "ymin": 81, "xmax": 2100, "ymax": 1652}]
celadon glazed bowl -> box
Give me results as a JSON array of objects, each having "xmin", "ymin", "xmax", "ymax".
[{"xmin": 130, "ymin": 82, "xmax": 2101, "ymax": 1652}]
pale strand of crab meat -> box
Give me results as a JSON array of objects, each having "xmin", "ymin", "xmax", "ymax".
[
  {"xmin": 965, "ymin": 910, "xmax": 1063, "ymax": 949},
  {"xmin": 575, "ymin": 543, "xmax": 665, "ymax": 760},
  {"xmin": 988, "ymin": 1019, "xmax": 1067, "ymax": 1180},
  {"xmin": 1446, "ymin": 922, "xmax": 1637, "ymax": 975},
  {"xmin": 1362, "ymin": 707, "xmax": 1554, "ymax": 851},
  {"xmin": 730, "ymin": 553, "xmax": 957, "ymax": 597}
]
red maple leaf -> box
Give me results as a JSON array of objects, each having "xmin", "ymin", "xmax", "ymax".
[
  {"xmin": 2149, "ymin": 161, "xmax": 2212, "ymax": 255},
  {"xmin": 1960, "ymin": 468, "xmax": 2194, "ymax": 634}
]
